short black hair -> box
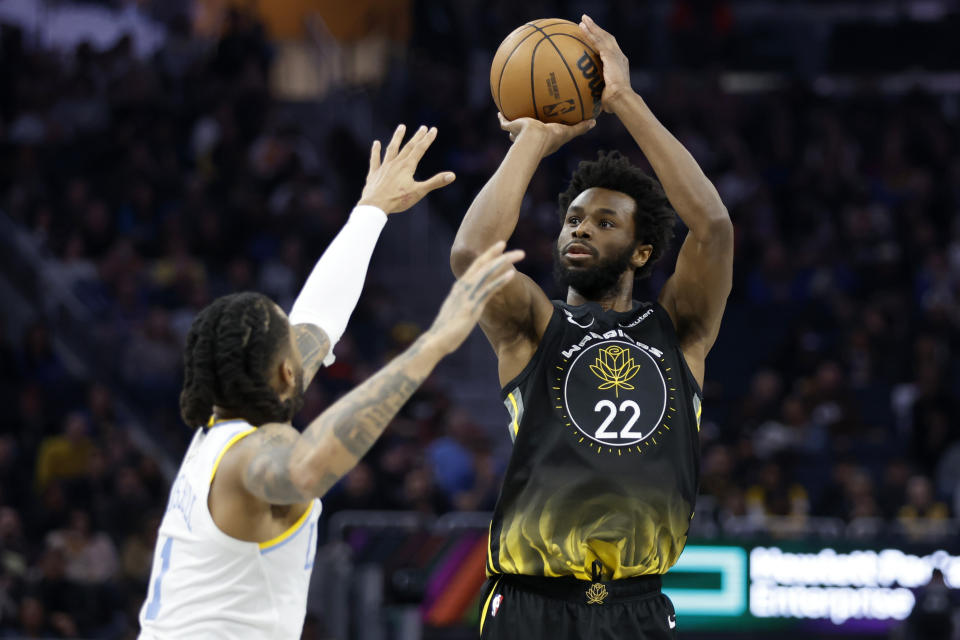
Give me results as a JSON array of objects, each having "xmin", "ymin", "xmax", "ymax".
[
  {"xmin": 558, "ymin": 150, "xmax": 676, "ymax": 279},
  {"xmin": 180, "ymin": 292, "xmax": 292, "ymax": 428}
]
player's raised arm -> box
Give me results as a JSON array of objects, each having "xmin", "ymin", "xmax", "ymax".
[
  {"xmin": 287, "ymin": 124, "xmax": 456, "ymax": 385},
  {"xmin": 239, "ymin": 242, "xmax": 524, "ymax": 504},
  {"xmin": 451, "ymin": 115, "xmax": 593, "ymax": 381},
  {"xmin": 579, "ymin": 14, "xmax": 733, "ymax": 386}
]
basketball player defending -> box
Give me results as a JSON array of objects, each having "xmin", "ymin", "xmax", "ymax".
[
  {"xmin": 451, "ymin": 16, "xmax": 733, "ymax": 640},
  {"xmin": 138, "ymin": 125, "xmax": 524, "ymax": 639}
]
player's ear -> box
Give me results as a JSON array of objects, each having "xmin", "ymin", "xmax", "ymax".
[
  {"xmin": 278, "ymin": 358, "xmax": 296, "ymax": 394},
  {"xmin": 632, "ymin": 243, "xmax": 653, "ymax": 269}
]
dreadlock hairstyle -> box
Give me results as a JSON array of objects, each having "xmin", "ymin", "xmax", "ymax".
[
  {"xmin": 558, "ymin": 150, "xmax": 676, "ymax": 280},
  {"xmin": 180, "ymin": 292, "xmax": 295, "ymax": 428}
]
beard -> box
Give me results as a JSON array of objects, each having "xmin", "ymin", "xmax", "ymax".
[
  {"xmin": 553, "ymin": 242, "xmax": 635, "ymax": 300},
  {"xmin": 266, "ymin": 366, "xmax": 306, "ymax": 425},
  {"xmin": 283, "ymin": 367, "xmax": 306, "ymax": 423}
]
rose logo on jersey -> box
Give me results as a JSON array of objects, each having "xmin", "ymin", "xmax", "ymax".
[
  {"xmin": 491, "ymin": 594, "xmax": 503, "ymax": 617},
  {"xmin": 558, "ymin": 339, "xmax": 673, "ymax": 455},
  {"xmin": 590, "ymin": 345, "xmax": 641, "ymax": 397}
]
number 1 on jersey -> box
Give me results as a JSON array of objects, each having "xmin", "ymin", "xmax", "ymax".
[{"xmin": 144, "ymin": 536, "xmax": 173, "ymax": 620}]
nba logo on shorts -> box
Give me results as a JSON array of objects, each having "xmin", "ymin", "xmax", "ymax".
[{"xmin": 491, "ymin": 594, "xmax": 503, "ymax": 617}]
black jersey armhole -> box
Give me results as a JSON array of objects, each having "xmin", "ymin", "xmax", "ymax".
[
  {"xmin": 499, "ymin": 303, "xmax": 564, "ymax": 399},
  {"xmin": 652, "ymin": 302, "xmax": 703, "ymax": 398}
]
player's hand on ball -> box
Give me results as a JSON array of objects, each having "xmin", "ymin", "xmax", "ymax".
[
  {"xmin": 426, "ymin": 241, "xmax": 524, "ymax": 354},
  {"xmin": 358, "ymin": 124, "xmax": 456, "ymax": 214},
  {"xmin": 579, "ymin": 14, "xmax": 632, "ymax": 112},
  {"xmin": 498, "ymin": 112, "xmax": 595, "ymax": 158}
]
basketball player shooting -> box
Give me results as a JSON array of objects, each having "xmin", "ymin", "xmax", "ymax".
[
  {"xmin": 451, "ymin": 15, "xmax": 733, "ymax": 640},
  {"xmin": 138, "ymin": 125, "xmax": 524, "ymax": 639}
]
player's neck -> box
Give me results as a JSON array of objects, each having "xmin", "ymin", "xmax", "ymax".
[
  {"xmin": 566, "ymin": 284, "xmax": 634, "ymax": 312},
  {"xmin": 212, "ymin": 406, "xmax": 243, "ymax": 423}
]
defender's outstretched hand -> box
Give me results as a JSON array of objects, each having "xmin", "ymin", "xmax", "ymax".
[
  {"xmin": 579, "ymin": 14, "xmax": 633, "ymax": 112},
  {"xmin": 498, "ymin": 112, "xmax": 595, "ymax": 158},
  {"xmin": 358, "ymin": 124, "xmax": 456, "ymax": 214},
  {"xmin": 428, "ymin": 241, "xmax": 524, "ymax": 354}
]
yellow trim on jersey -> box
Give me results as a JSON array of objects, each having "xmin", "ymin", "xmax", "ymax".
[
  {"xmin": 508, "ymin": 392, "xmax": 520, "ymax": 436},
  {"xmin": 259, "ymin": 501, "xmax": 314, "ymax": 551},
  {"xmin": 209, "ymin": 428, "xmax": 257, "ymax": 484},
  {"xmin": 479, "ymin": 576, "xmax": 502, "ymax": 634},
  {"xmin": 486, "ymin": 521, "xmax": 496, "ymax": 576},
  {"xmin": 207, "ymin": 416, "xmax": 250, "ymax": 429}
]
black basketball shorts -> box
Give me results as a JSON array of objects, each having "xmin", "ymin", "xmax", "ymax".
[{"xmin": 478, "ymin": 574, "xmax": 678, "ymax": 640}]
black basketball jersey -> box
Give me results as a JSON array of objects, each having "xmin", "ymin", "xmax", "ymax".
[{"xmin": 487, "ymin": 300, "xmax": 702, "ymax": 580}]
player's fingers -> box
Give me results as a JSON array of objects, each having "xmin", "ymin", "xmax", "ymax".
[
  {"xmin": 399, "ymin": 125, "xmax": 429, "ymax": 157},
  {"xmin": 466, "ymin": 243, "xmax": 522, "ymax": 282},
  {"xmin": 572, "ymin": 119, "xmax": 597, "ymax": 137},
  {"xmin": 463, "ymin": 240, "xmax": 507, "ymax": 278},
  {"xmin": 493, "ymin": 248, "xmax": 525, "ymax": 271},
  {"xmin": 468, "ymin": 249, "xmax": 524, "ymax": 298},
  {"xmin": 582, "ymin": 14, "xmax": 609, "ymax": 37},
  {"xmin": 482, "ymin": 248, "xmax": 525, "ymax": 275},
  {"xmin": 405, "ymin": 126, "xmax": 438, "ymax": 164},
  {"xmin": 384, "ymin": 124, "xmax": 406, "ymax": 161},
  {"xmin": 417, "ymin": 170, "xmax": 456, "ymax": 194},
  {"xmin": 478, "ymin": 239, "xmax": 508, "ymax": 262},
  {"xmin": 474, "ymin": 270, "xmax": 517, "ymax": 307},
  {"xmin": 578, "ymin": 19, "xmax": 598, "ymax": 46},
  {"xmin": 367, "ymin": 140, "xmax": 381, "ymax": 176},
  {"xmin": 581, "ymin": 14, "xmax": 616, "ymax": 49},
  {"xmin": 498, "ymin": 112, "xmax": 520, "ymax": 133}
]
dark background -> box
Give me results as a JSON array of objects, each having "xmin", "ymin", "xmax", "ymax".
[{"xmin": 0, "ymin": 0, "xmax": 958, "ymax": 638}]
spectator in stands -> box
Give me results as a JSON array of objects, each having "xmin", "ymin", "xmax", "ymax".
[
  {"xmin": 19, "ymin": 323, "xmax": 64, "ymax": 386},
  {"xmin": 898, "ymin": 475, "xmax": 950, "ymax": 539},
  {"xmin": 907, "ymin": 569, "xmax": 956, "ymax": 640},
  {"xmin": 45, "ymin": 509, "xmax": 118, "ymax": 586},
  {"xmin": 400, "ymin": 464, "xmax": 449, "ymax": 516},
  {"xmin": 321, "ymin": 462, "xmax": 384, "ymax": 514},
  {"xmin": 745, "ymin": 460, "xmax": 809, "ymax": 531},
  {"xmin": 22, "ymin": 547, "xmax": 80, "ymax": 637},
  {"xmin": 2, "ymin": 596, "xmax": 57, "ymax": 638},
  {"xmin": 0, "ymin": 3, "xmax": 958, "ymax": 634},
  {"xmin": 34, "ymin": 413, "xmax": 93, "ymax": 492},
  {"xmin": 879, "ymin": 459, "xmax": 913, "ymax": 520},
  {"xmin": 120, "ymin": 511, "xmax": 160, "ymax": 591}
]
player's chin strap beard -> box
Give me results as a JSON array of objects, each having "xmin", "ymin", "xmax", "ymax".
[{"xmin": 552, "ymin": 243, "xmax": 635, "ymax": 301}]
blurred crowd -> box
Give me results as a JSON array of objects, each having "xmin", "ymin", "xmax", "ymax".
[{"xmin": 1, "ymin": 0, "xmax": 959, "ymax": 637}]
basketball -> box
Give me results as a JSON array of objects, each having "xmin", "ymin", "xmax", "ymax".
[{"xmin": 490, "ymin": 19, "xmax": 604, "ymax": 125}]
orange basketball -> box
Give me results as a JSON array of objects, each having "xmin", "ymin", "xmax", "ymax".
[{"xmin": 490, "ymin": 19, "xmax": 604, "ymax": 125}]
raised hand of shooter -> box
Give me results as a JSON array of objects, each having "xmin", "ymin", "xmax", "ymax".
[
  {"xmin": 498, "ymin": 112, "xmax": 595, "ymax": 158},
  {"xmin": 358, "ymin": 124, "xmax": 456, "ymax": 214},
  {"xmin": 578, "ymin": 14, "xmax": 633, "ymax": 113}
]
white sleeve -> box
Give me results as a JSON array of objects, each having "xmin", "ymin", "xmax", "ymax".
[{"xmin": 288, "ymin": 205, "xmax": 387, "ymax": 365}]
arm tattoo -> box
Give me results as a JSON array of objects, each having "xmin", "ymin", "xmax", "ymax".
[
  {"xmin": 291, "ymin": 324, "xmax": 331, "ymax": 389},
  {"xmin": 305, "ymin": 340, "xmax": 430, "ymax": 461},
  {"xmin": 243, "ymin": 426, "xmax": 310, "ymax": 504},
  {"xmin": 314, "ymin": 471, "xmax": 341, "ymax": 497},
  {"xmin": 248, "ymin": 338, "xmax": 439, "ymax": 501},
  {"xmin": 330, "ymin": 373, "xmax": 419, "ymax": 456}
]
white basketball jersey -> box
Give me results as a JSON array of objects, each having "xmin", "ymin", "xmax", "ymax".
[{"xmin": 138, "ymin": 419, "xmax": 321, "ymax": 639}]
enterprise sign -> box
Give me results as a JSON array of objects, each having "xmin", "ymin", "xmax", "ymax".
[{"xmin": 662, "ymin": 544, "xmax": 960, "ymax": 630}]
